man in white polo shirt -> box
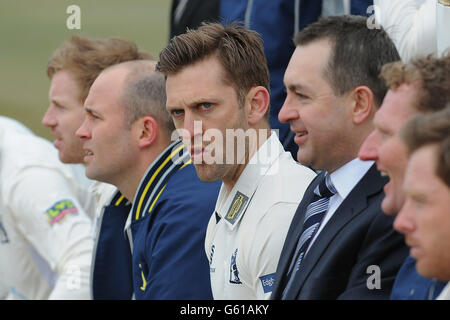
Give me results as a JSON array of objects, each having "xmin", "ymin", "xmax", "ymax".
[
  {"xmin": 157, "ymin": 22, "xmax": 316, "ymax": 299},
  {"xmin": 0, "ymin": 116, "xmax": 94, "ymax": 299}
]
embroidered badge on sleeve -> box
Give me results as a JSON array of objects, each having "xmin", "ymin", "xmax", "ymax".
[{"xmin": 45, "ymin": 199, "xmax": 79, "ymax": 225}]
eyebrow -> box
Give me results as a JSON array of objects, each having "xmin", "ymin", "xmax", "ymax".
[
  {"xmin": 167, "ymin": 96, "xmax": 220, "ymax": 110},
  {"xmin": 84, "ymin": 106, "xmax": 101, "ymax": 117},
  {"xmin": 49, "ymin": 96, "xmax": 66, "ymax": 106},
  {"xmin": 405, "ymin": 188, "xmax": 427, "ymax": 201},
  {"xmin": 50, "ymin": 98, "xmax": 62, "ymax": 106},
  {"xmin": 286, "ymin": 82, "xmax": 310, "ymax": 93}
]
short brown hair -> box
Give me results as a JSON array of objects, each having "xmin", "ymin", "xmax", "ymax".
[
  {"xmin": 380, "ymin": 53, "xmax": 450, "ymax": 113},
  {"xmin": 294, "ymin": 15, "xmax": 400, "ymax": 107},
  {"xmin": 47, "ymin": 35, "xmax": 152, "ymax": 103},
  {"xmin": 119, "ymin": 61, "xmax": 175, "ymax": 135},
  {"xmin": 401, "ymin": 106, "xmax": 450, "ymax": 187},
  {"xmin": 156, "ymin": 22, "xmax": 270, "ymax": 118}
]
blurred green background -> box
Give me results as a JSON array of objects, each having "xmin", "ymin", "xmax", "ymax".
[{"xmin": 0, "ymin": 0, "xmax": 170, "ymax": 141}]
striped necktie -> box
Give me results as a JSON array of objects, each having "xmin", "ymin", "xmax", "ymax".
[{"xmin": 281, "ymin": 173, "xmax": 337, "ymax": 299}]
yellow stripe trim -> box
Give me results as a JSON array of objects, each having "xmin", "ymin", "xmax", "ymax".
[
  {"xmin": 135, "ymin": 144, "xmax": 184, "ymax": 220},
  {"xmin": 139, "ymin": 264, "xmax": 147, "ymax": 291},
  {"xmin": 148, "ymin": 185, "xmax": 167, "ymax": 214},
  {"xmin": 179, "ymin": 159, "xmax": 192, "ymax": 170},
  {"xmin": 115, "ymin": 195, "xmax": 125, "ymax": 206}
]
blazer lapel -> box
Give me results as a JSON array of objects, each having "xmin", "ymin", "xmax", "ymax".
[
  {"xmin": 287, "ymin": 164, "xmax": 386, "ymax": 298},
  {"xmin": 272, "ymin": 172, "xmax": 324, "ymax": 297}
]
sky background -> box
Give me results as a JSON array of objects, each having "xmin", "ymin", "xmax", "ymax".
[{"xmin": 0, "ymin": 0, "xmax": 171, "ymax": 140}]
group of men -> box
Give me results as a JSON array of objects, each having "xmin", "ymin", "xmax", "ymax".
[{"xmin": 0, "ymin": 14, "xmax": 449, "ymax": 300}]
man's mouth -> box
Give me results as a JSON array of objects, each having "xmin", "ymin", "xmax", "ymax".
[
  {"xmin": 376, "ymin": 164, "xmax": 389, "ymax": 178},
  {"xmin": 406, "ymin": 238, "xmax": 421, "ymax": 258},
  {"xmin": 293, "ymin": 130, "xmax": 308, "ymax": 144},
  {"xmin": 83, "ymin": 149, "xmax": 94, "ymax": 162},
  {"xmin": 53, "ymin": 138, "xmax": 62, "ymax": 149}
]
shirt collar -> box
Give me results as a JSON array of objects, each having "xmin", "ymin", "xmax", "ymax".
[
  {"xmin": 130, "ymin": 139, "xmax": 190, "ymax": 221},
  {"xmin": 215, "ymin": 132, "xmax": 285, "ymax": 228},
  {"xmin": 329, "ymin": 158, "xmax": 374, "ymax": 200}
]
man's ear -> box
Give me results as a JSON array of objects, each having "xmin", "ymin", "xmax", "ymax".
[
  {"xmin": 350, "ymin": 86, "xmax": 375, "ymax": 125},
  {"xmin": 137, "ymin": 116, "xmax": 158, "ymax": 148},
  {"xmin": 245, "ymin": 86, "xmax": 270, "ymax": 126}
]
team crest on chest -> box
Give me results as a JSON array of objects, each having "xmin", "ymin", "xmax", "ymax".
[
  {"xmin": 229, "ymin": 248, "xmax": 241, "ymax": 284},
  {"xmin": 225, "ymin": 192, "xmax": 249, "ymax": 225}
]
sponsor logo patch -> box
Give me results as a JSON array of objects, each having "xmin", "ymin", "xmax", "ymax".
[
  {"xmin": 259, "ymin": 273, "xmax": 275, "ymax": 293},
  {"xmin": 45, "ymin": 199, "xmax": 78, "ymax": 225}
]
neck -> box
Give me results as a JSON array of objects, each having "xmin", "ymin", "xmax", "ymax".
[
  {"xmin": 222, "ymin": 128, "xmax": 271, "ymax": 194},
  {"xmin": 119, "ymin": 140, "xmax": 169, "ymax": 202},
  {"xmin": 325, "ymin": 140, "xmax": 363, "ymax": 174},
  {"xmin": 116, "ymin": 169, "xmax": 145, "ymax": 203}
]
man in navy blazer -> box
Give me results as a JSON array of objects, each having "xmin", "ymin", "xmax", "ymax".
[{"xmin": 271, "ymin": 16, "xmax": 409, "ymax": 299}]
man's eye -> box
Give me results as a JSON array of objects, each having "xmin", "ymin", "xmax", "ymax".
[
  {"xmin": 172, "ymin": 109, "xmax": 184, "ymax": 116},
  {"xmin": 87, "ymin": 112, "xmax": 100, "ymax": 120},
  {"xmin": 295, "ymin": 92, "xmax": 308, "ymax": 99},
  {"xmin": 200, "ymin": 102, "xmax": 212, "ymax": 110},
  {"xmin": 379, "ymin": 130, "xmax": 391, "ymax": 141},
  {"xmin": 411, "ymin": 196, "xmax": 427, "ymax": 207},
  {"xmin": 53, "ymin": 102, "xmax": 64, "ymax": 109}
]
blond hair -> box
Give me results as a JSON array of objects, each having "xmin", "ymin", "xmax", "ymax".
[
  {"xmin": 401, "ymin": 106, "xmax": 450, "ymax": 187},
  {"xmin": 47, "ymin": 36, "xmax": 152, "ymax": 102},
  {"xmin": 380, "ymin": 53, "xmax": 450, "ymax": 113}
]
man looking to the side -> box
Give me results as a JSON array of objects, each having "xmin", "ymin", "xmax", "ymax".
[
  {"xmin": 76, "ymin": 60, "xmax": 220, "ymax": 299},
  {"xmin": 157, "ymin": 22, "xmax": 316, "ymax": 299},
  {"xmin": 397, "ymin": 107, "xmax": 450, "ymax": 299},
  {"xmin": 359, "ymin": 53, "xmax": 450, "ymax": 299}
]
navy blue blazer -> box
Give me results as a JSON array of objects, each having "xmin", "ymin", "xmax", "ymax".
[
  {"xmin": 92, "ymin": 192, "xmax": 133, "ymax": 300},
  {"xmin": 92, "ymin": 140, "xmax": 220, "ymax": 300},
  {"xmin": 271, "ymin": 164, "xmax": 409, "ymax": 299}
]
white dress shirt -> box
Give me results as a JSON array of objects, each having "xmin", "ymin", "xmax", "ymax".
[
  {"xmin": 205, "ymin": 133, "xmax": 316, "ymax": 299},
  {"xmin": 307, "ymin": 158, "xmax": 374, "ymax": 254}
]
